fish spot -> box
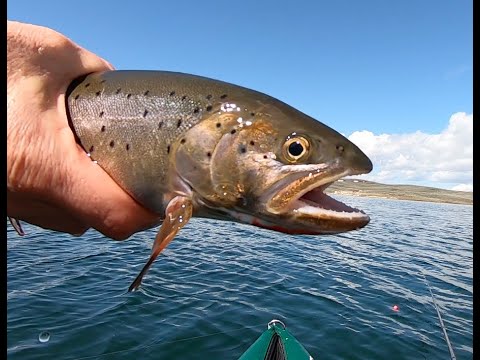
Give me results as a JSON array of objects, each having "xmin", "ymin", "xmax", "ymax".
[
  {"xmin": 74, "ymin": 94, "xmax": 80, "ymax": 100},
  {"xmin": 216, "ymin": 123, "xmax": 221, "ymax": 128},
  {"xmin": 250, "ymin": 112, "xmax": 255, "ymax": 117},
  {"xmin": 180, "ymin": 139, "xmax": 186, "ymax": 144},
  {"xmin": 101, "ymin": 125, "xmax": 106, "ymax": 132},
  {"xmin": 96, "ymin": 91, "xmax": 101, "ymax": 96},
  {"xmin": 127, "ymin": 93, "xmax": 132, "ymax": 99},
  {"xmin": 263, "ymin": 155, "xmax": 268, "ymax": 159},
  {"xmin": 167, "ymin": 145, "xmax": 171, "ymax": 154},
  {"xmin": 181, "ymin": 95, "xmax": 187, "ymax": 101},
  {"xmin": 89, "ymin": 145, "xmax": 94, "ymax": 153},
  {"xmin": 159, "ymin": 121, "xmax": 164, "ymax": 129},
  {"xmin": 206, "ymin": 94, "xmax": 212, "ymax": 100},
  {"xmin": 250, "ymin": 141, "xmax": 255, "ymax": 146},
  {"xmin": 144, "ymin": 90, "xmax": 150, "ymax": 96},
  {"xmin": 126, "ymin": 143, "xmax": 130, "ymax": 151},
  {"xmin": 99, "ymin": 111, "xmax": 104, "ymax": 117},
  {"xmin": 193, "ymin": 107, "xmax": 200, "ymax": 114},
  {"xmin": 85, "ymin": 83, "xmax": 90, "ymax": 88},
  {"xmin": 169, "ymin": 91, "xmax": 176, "ymax": 96},
  {"xmin": 177, "ymin": 119, "xmax": 182, "ymax": 128},
  {"xmin": 143, "ymin": 109, "xmax": 149, "ymax": 118},
  {"xmin": 206, "ymin": 105, "xmax": 213, "ymax": 111},
  {"xmin": 116, "ymin": 88, "xmax": 121, "ymax": 94},
  {"xmin": 231, "ymin": 129, "xmax": 237, "ymax": 134},
  {"xmin": 220, "ymin": 94, "xmax": 228, "ymax": 99},
  {"xmin": 239, "ymin": 146, "xmax": 247, "ymax": 154},
  {"xmin": 207, "ymin": 152, "xmax": 212, "ymax": 158},
  {"xmin": 109, "ymin": 140, "xmax": 115, "ymax": 148}
]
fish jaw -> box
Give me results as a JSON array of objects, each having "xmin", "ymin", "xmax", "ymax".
[
  {"xmin": 243, "ymin": 159, "xmax": 371, "ymax": 234},
  {"xmin": 271, "ymin": 172, "xmax": 369, "ymax": 234}
]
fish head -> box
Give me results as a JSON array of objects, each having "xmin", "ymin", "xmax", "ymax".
[{"xmin": 174, "ymin": 92, "xmax": 372, "ymax": 235}]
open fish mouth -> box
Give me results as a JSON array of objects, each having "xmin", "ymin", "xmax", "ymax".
[
  {"xmin": 291, "ymin": 181, "xmax": 367, "ymax": 219},
  {"xmin": 265, "ymin": 167, "xmax": 370, "ymax": 233}
]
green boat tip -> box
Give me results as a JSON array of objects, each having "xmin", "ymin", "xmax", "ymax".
[{"xmin": 239, "ymin": 320, "xmax": 314, "ymax": 360}]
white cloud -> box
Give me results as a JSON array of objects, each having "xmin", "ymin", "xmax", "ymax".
[
  {"xmin": 348, "ymin": 112, "xmax": 473, "ymax": 191},
  {"xmin": 451, "ymin": 184, "xmax": 473, "ymax": 192}
]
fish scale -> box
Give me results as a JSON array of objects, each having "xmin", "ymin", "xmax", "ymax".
[{"xmin": 68, "ymin": 71, "xmax": 222, "ymax": 211}]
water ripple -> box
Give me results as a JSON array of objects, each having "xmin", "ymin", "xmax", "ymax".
[{"xmin": 7, "ymin": 197, "xmax": 472, "ymax": 359}]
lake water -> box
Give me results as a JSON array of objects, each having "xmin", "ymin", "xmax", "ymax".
[{"xmin": 7, "ymin": 196, "xmax": 473, "ymax": 359}]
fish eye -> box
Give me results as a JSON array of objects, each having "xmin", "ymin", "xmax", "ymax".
[{"xmin": 283, "ymin": 136, "xmax": 310, "ymax": 162}]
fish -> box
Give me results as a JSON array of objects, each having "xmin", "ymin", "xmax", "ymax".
[{"xmin": 64, "ymin": 70, "xmax": 373, "ymax": 292}]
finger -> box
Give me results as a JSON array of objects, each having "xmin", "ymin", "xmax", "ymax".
[
  {"xmin": 61, "ymin": 143, "xmax": 161, "ymax": 240},
  {"xmin": 7, "ymin": 196, "xmax": 89, "ymax": 236},
  {"xmin": 74, "ymin": 45, "xmax": 115, "ymax": 72}
]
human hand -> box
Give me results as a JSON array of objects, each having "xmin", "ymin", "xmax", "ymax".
[{"xmin": 7, "ymin": 21, "xmax": 160, "ymax": 239}]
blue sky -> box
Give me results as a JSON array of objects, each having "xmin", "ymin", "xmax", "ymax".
[{"xmin": 8, "ymin": 0, "xmax": 473, "ymax": 190}]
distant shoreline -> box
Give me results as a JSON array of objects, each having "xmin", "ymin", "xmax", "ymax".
[{"xmin": 326, "ymin": 179, "xmax": 473, "ymax": 206}]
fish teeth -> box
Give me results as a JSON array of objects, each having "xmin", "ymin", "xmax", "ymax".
[{"xmin": 295, "ymin": 204, "xmax": 368, "ymax": 219}]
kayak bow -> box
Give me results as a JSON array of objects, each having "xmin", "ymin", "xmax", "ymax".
[{"xmin": 239, "ymin": 320, "xmax": 313, "ymax": 360}]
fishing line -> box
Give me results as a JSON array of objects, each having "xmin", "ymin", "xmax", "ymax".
[
  {"xmin": 73, "ymin": 321, "xmax": 268, "ymax": 360},
  {"xmin": 420, "ymin": 271, "xmax": 456, "ymax": 360}
]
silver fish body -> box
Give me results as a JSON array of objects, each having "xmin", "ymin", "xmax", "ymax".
[{"xmin": 66, "ymin": 70, "xmax": 373, "ymax": 290}]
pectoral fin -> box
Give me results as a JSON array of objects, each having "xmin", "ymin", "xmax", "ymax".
[
  {"xmin": 8, "ymin": 217, "xmax": 25, "ymax": 236},
  {"xmin": 128, "ymin": 196, "xmax": 193, "ymax": 292}
]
